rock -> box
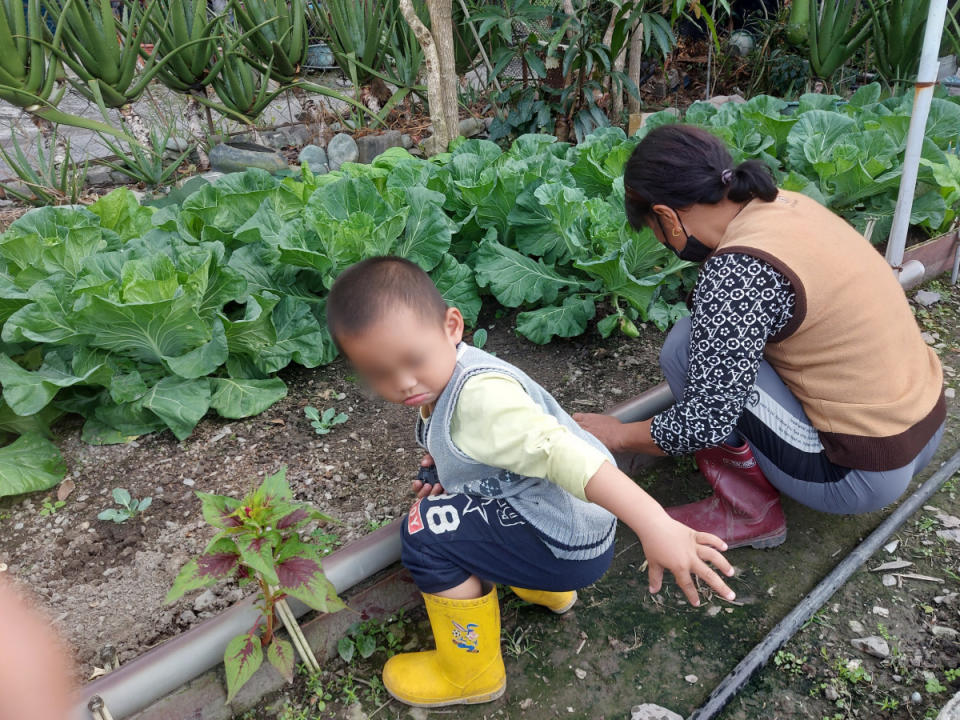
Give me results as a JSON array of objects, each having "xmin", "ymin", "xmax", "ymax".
[
  {"xmin": 298, "ymin": 144, "xmax": 329, "ymax": 174},
  {"xmin": 873, "ymin": 606, "xmax": 890, "ymax": 617},
  {"xmin": 824, "ymin": 685, "xmax": 839, "ymax": 701},
  {"xmin": 707, "ymin": 94, "xmax": 747, "ymax": 108},
  {"xmin": 882, "ymin": 575, "xmax": 897, "ymax": 586},
  {"xmin": 915, "ymin": 290, "xmax": 941, "ymax": 307},
  {"xmin": 344, "ymin": 703, "xmax": 368, "ymax": 720},
  {"xmin": 947, "ymin": 388, "xmax": 956, "ymax": 400},
  {"xmin": 459, "ymin": 117, "xmax": 486, "ymax": 138},
  {"xmin": 238, "ymin": 123, "xmax": 313, "ymax": 150},
  {"xmin": 193, "ymin": 589, "xmax": 217, "ymax": 612},
  {"xmin": 851, "ymin": 635, "xmax": 890, "ymax": 658},
  {"xmin": 922, "ymin": 331, "xmax": 937, "ymax": 344},
  {"xmin": 684, "ymin": 674, "xmax": 698, "ymax": 684},
  {"xmin": 108, "ymin": 170, "xmax": 132, "ymax": 185},
  {"xmin": 937, "ymin": 690, "xmax": 960, "ymax": 719},
  {"xmin": 848, "ymin": 620, "xmax": 865, "ymax": 634},
  {"xmin": 574, "ymin": 667, "xmax": 587, "ymax": 679},
  {"xmin": 935, "ymin": 592, "xmax": 959, "ymax": 605},
  {"xmin": 706, "ymin": 605, "xmax": 722, "ymax": 617},
  {"xmin": 198, "ymin": 170, "xmax": 224, "ymax": 183},
  {"xmin": 208, "ymin": 142, "xmax": 288, "ymax": 174},
  {"xmin": 85, "ymin": 164, "xmax": 114, "ymax": 187},
  {"xmin": 178, "ymin": 609, "xmax": 197, "ymax": 625},
  {"xmin": 931, "ymin": 625, "xmax": 958, "ymax": 639},
  {"xmin": 519, "ymin": 698, "xmax": 533, "ymax": 709},
  {"xmin": 938, "ymin": 529, "xmax": 960, "ymax": 544},
  {"xmin": 631, "ymin": 704, "xmax": 683, "ymax": 720},
  {"xmin": 421, "ymin": 134, "xmax": 446, "ymax": 157},
  {"xmin": 401, "ymin": 133, "xmax": 414, "ymax": 149},
  {"xmin": 912, "ymin": 691, "xmax": 922, "ymax": 704},
  {"xmin": 884, "ymin": 539, "xmax": 900, "ymax": 553},
  {"xmin": 893, "ymin": 674, "xmax": 902, "ymax": 682},
  {"xmin": 182, "ymin": 478, "xmax": 195, "ymax": 487},
  {"xmin": 357, "ymin": 130, "xmax": 404, "ymax": 163},
  {"xmin": 327, "ymin": 133, "xmax": 359, "ymax": 170}
]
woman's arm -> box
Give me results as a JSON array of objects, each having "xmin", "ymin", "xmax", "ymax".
[{"xmin": 578, "ymin": 253, "xmax": 796, "ymax": 455}]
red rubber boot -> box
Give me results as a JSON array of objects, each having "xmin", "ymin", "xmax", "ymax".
[{"xmin": 666, "ymin": 443, "xmax": 787, "ymax": 549}]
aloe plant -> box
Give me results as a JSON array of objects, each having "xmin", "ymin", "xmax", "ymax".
[
  {"xmin": 228, "ymin": 0, "xmax": 383, "ymax": 128},
  {"xmin": 209, "ymin": 50, "xmax": 286, "ymax": 132},
  {"xmin": 144, "ymin": 0, "xmax": 230, "ymax": 165},
  {"xmin": 43, "ymin": 0, "xmax": 199, "ymax": 146},
  {"xmin": 308, "ymin": 0, "xmax": 395, "ymax": 87},
  {"xmin": 868, "ymin": 0, "xmax": 930, "ymax": 90},
  {"xmin": 807, "ymin": 0, "xmax": 872, "ymax": 82},
  {"xmin": 0, "ymin": 0, "xmax": 130, "ymax": 142}
]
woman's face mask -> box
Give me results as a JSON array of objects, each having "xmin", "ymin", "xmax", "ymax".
[{"xmin": 654, "ymin": 214, "xmax": 712, "ymax": 263}]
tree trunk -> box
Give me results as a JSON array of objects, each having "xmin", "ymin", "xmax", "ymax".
[
  {"xmin": 627, "ymin": 21, "xmax": 644, "ymax": 115},
  {"xmin": 118, "ymin": 104, "xmax": 152, "ymax": 148},
  {"xmin": 186, "ymin": 93, "xmax": 209, "ymax": 169},
  {"xmin": 607, "ymin": 9, "xmax": 630, "ymax": 124},
  {"xmin": 400, "ymin": 0, "xmax": 459, "ymax": 154}
]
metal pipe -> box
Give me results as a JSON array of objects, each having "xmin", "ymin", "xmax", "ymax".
[
  {"xmin": 688, "ymin": 448, "xmax": 960, "ymax": 720},
  {"xmin": 885, "ymin": 0, "xmax": 949, "ymax": 271},
  {"xmin": 607, "ymin": 381, "xmax": 674, "ymax": 422},
  {"xmin": 69, "ymin": 522, "xmax": 402, "ymax": 720}
]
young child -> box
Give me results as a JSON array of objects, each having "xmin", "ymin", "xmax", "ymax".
[{"xmin": 326, "ymin": 257, "xmax": 735, "ymax": 708}]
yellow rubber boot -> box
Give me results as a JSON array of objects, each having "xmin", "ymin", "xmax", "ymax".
[
  {"xmin": 382, "ymin": 586, "xmax": 506, "ymax": 707},
  {"xmin": 510, "ymin": 587, "xmax": 578, "ymax": 614}
]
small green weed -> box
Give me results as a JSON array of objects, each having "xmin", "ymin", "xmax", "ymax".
[
  {"xmin": 337, "ymin": 612, "xmax": 409, "ymax": 665},
  {"xmin": 502, "ymin": 625, "xmax": 538, "ymax": 660},
  {"xmin": 39, "ymin": 498, "xmax": 65, "ymax": 516},
  {"xmin": 926, "ymin": 673, "xmax": 948, "ymax": 694},
  {"xmin": 310, "ymin": 529, "xmax": 341, "ymax": 556},
  {"xmin": 305, "ymin": 406, "xmax": 348, "ymax": 435},
  {"xmin": 366, "ymin": 518, "xmax": 391, "ymax": 531},
  {"xmin": 97, "ymin": 488, "xmax": 151, "ymax": 523},
  {"xmin": 774, "ymin": 650, "xmax": 807, "ymax": 675}
]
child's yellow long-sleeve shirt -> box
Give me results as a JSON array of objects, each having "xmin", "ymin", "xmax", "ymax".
[{"xmin": 445, "ymin": 372, "xmax": 609, "ymax": 501}]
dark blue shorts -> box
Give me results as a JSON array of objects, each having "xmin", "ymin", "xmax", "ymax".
[{"xmin": 401, "ymin": 492, "xmax": 615, "ymax": 594}]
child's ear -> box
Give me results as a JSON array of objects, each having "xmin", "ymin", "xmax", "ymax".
[{"xmin": 444, "ymin": 307, "xmax": 464, "ymax": 344}]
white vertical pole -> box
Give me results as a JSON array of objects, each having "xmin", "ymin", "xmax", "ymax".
[{"xmin": 885, "ymin": 0, "xmax": 949, "ymax": 272}]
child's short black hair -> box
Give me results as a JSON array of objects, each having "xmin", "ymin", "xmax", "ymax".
[{"xmin": 326, "ymin": 256, "xmax": 448, "ymax": 347}]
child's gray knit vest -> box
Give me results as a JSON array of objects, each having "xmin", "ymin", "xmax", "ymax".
[{"xmin": 416, "ymin": 344, "xmax": 617, "ymax": 561}]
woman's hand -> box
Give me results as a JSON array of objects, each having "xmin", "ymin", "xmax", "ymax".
[
  {"xmin": 573, "ymin": 412, "xmax": 630, "ymax": 453},
  {"xmin": 638, "ymin": 511, "xmax": 735, "ymax": 607},
  {"xmin": 411, "ymin": 453, "xmax": 445, "ymax": 499}
]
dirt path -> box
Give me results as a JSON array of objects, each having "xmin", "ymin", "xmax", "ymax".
[{"xmin": 0, "ymin": 310, "xmax": 664, "ymax": 678}]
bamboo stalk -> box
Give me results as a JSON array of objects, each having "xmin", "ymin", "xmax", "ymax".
[{"xmin": 273, "ymin": 595, "xmax": 321, "ymax": 673}]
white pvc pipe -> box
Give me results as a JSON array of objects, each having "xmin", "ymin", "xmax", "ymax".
[{"xmin": 885, "ymin": 0, "xmax": 949, "ymax": 271}]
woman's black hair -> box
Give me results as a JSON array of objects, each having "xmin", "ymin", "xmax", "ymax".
[{"xmin": 622, "ymin": 124, "xmax": 778, "ymax": 230}]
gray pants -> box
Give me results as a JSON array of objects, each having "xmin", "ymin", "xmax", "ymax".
[{"xmin": 660, "ymin": 317, "xmax": 945, "ymax": 515}]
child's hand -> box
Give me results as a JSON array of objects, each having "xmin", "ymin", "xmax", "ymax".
[
  {"xmin": 411, "ymin": 454, "xmax": 445, "ymax": 498},
  {"xmin": 639, "ymin": 511, "xmax": 735, "ymax": 607}
]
